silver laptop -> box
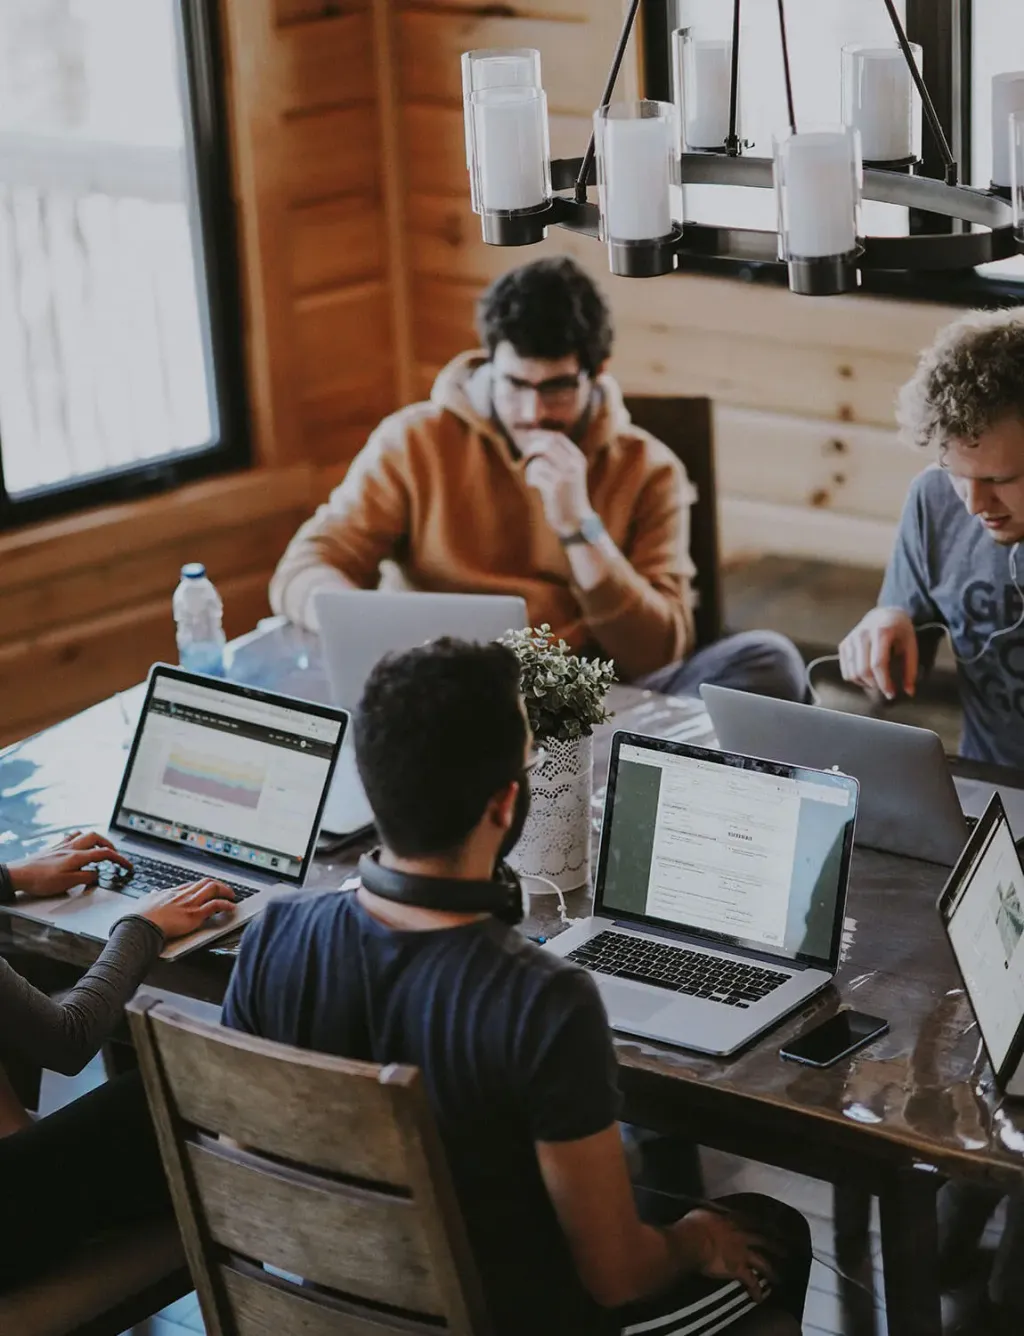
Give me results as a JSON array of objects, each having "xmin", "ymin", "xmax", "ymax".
[
  {"xmin": 3, "ymin": 665, "xmax": 347, "ymax": 959},
  {"xmin": 546, "ymin": 732, "xmax": 858, "ymax": 1056},
  {"xmin": 314, "ymin": 590, "xmax": 527, "ymax": 836},
  {"xmin": 939, "ymin": 793, "xmax": 1024, "ymax": 1098},
  {"xmin": 702, "ymin": 684, "xmax": 1024, "ymax": 866}
]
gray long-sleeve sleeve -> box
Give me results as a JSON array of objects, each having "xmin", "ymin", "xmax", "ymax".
[{"xmin": 0, "ymin": 906, "xmax": 164, "ymax": 1076}]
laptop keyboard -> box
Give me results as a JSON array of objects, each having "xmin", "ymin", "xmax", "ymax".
[
  {"xmin": 95, "ymin": 856, "xmax": 257, "ymax": 902},
  {"xmin": 566, "ymin": 930, "xmax": 790, "ymax": 1009}
]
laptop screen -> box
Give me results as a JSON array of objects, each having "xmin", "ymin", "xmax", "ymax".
[
  {"xmin": 596, "ymin": 736, "xmax": 858, "ymax": 968},
  {"xmin": 113, "ymin": 671, "xmax": 345, "ymax": 882},
  {"xmin": 942, "ymin": 801, "xmax": 1024, "ymax": 1077}
]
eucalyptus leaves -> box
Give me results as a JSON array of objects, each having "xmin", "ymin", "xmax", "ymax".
[{"xmin": 500, "ymin": 624, "xmax": 616, "ymax": 743}]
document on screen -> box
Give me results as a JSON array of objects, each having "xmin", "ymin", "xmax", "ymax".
[{"xmin": 643, "ymin": 755, "xmax": 798, "ymax": 945}]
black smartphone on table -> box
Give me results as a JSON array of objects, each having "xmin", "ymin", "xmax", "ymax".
[{"xmin": 780, "ymin": 1009, "xmax": 889, "ymax": 1068}]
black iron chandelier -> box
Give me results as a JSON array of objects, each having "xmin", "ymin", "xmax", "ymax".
[{"xmin": 461, "ymin": 0, "xmax": 1024, "ymax": 296}]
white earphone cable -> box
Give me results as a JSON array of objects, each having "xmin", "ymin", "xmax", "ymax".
[{"xmin": 804, "ymin": 540, "xmax": 1022, "ymax": 701}]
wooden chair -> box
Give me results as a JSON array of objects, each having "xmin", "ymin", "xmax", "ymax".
[
  {"xmin": 624, "ymin": 395, "xmax": 723, "ymax": 651},
  {"xmin": 127, "ymin": 992, "xmax": 493, "ymax": 1336}
]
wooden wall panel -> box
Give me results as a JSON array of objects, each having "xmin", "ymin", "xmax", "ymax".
[
  {"xmin": 277, "ymin": 10, "xmax": 376, "ymax": 112},
  {"xmin": 280, "ymin": 106, "xmax": 381, "ymax": 204},
  {"xmin": 276, "ymin": 0, "xmax": 367, "ymax": 23},
  {"xmin": 290, "ymin": 196, "xmax": 386, "ymax": 292}
]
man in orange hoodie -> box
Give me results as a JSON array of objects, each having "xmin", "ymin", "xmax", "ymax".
[{"xmin": 270, "ymin": 257, "xmax": 805, "ymax": 700}]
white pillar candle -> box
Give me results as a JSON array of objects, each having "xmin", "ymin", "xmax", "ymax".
[
  {"xmin": 681, "ymin": 38, "xmax": 735, "ymax": 151},
  {"xmin": 776, "ymin": 130, "xmax": 860, "ymax": 259},
  {"xmin": 461, "ymin": 49, "xmax": 541, "ymax": 170},
  {"xmin": 470, "ymin": 87, "xmax": 550, "ymax": 213},
  {"xmin": 597, "ymin": 109, "xmax": 675, "ymax": 241},
  {"xmin": 992, "ymin": 72, "xmax": 1024, "ymax": 188},
  {"xmin": 842, "ymin": 45, "xmax": 921, "ymax": 162}
]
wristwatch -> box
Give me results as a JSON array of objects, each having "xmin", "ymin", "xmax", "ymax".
[{"xmin": 559, "ymin": 513, "xmax": 606, "ymax": 547}]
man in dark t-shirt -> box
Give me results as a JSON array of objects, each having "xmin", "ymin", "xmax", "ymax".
[{"xmin": 223, "ymin": 639, "xmax": 810, "ymax": 1336}]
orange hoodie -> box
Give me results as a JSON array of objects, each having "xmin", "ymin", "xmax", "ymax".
[{"xmin": 270, "ymin": 353, "xmax": 697, "ymax": 681}]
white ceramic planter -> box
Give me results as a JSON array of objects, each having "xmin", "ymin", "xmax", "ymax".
[{"xmin": 511, "ymin": 734, "xmax": 593, "ymax": 892}]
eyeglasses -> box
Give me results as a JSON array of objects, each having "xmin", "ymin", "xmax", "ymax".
[
  {"xmin": 525, "ymin": 744, "xmax": 546, "ymax": 773},
  {"xmin": 498, "ymin": 372, "xmax": 585, "ymax": 409}
]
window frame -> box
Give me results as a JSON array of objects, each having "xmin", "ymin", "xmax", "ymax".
[
  {"xmin": 0, "ymin": 0, "xmax": 251, "ymax": 532},
  {"xmin": 640, "ymin": 0, "xmax": 1023, "ymax": 307}
]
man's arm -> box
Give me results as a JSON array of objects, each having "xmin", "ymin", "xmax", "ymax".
[
  {"xmin": 537, "ymin": 1126, "xmax": 772, "ymax": 1309},
  {"xmin": 525, "ymin": 974, "xmax": 771, "ymax": 1310},
  {"xmin": 524, "ymin": 434, "xmax": 695, "ymax": 679},
  {"xmin": 269, "ymin": 419, "xmax": 413, "ymax": 631},
  {"xmin": 839, "ymin": 474, "xmax": 940, "ymax": 699}
]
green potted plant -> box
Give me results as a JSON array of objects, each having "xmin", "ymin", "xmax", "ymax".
[{"xmin": 500, "ymin": 626, "xmax": 616, "ymax": 893}]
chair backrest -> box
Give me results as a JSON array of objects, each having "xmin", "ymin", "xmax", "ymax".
[
  {"xmin": 624, "ymin": 395, "xmax": 722, "ymax": 650},
  {"xmin": 127, "ymin": 993, "xmax": 492, "ymax": 1336}
]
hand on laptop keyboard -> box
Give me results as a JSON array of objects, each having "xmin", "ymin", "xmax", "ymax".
[
  {"xmin": 130, "ymin": 879, "xmax": 239, "ymax": 941},
  {"xmin": 4, "ymin": 831, "xmax": 132, "ymax": 898}
]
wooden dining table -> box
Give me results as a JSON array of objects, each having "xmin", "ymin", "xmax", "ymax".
[{"xmin": 3, "ymin": 618, "xmax": 1024, "ymax": 1336}]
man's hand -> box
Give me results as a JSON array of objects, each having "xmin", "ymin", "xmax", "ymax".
[
  {"xmin": 135, "ymin": 879, "xmax": 237, "ymax": 941},
  {"xmin": 838, "ymin": 607, "xmax": 919, "ymax": 701},
  {"xmin": 670, "ymin": 1207, "xmax": 779, "ymax": 1303},
  {"xmin": 522, "ymin": 430, "xmax": 593, "ymax": 538},
  {"xmin": 6, "ymin": 831, "xmax": 132, "ymax": 899}
]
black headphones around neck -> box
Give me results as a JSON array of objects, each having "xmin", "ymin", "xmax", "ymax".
[{"xmin": 357, "ymin": 849, "xmax": 524, "ymax": 925}]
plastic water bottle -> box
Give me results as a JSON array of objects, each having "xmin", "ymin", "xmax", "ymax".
[{"xmin": 173, "ymin": 563, "xmax": 226, "ymax": 677}]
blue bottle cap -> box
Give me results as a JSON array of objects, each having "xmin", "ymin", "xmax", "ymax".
[{"xmin": 181, "ymin": 562, "xmax": 206, "ymax": 579}]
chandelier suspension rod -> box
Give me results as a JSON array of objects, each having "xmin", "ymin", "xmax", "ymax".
[
  {"xmin": 881, "ymin": 0, "xmax": 957, "ymax": 184},
  {"xmin": 776, "ymin": 0, "xmax": 797, "ymax": 135},
  {"xmin": 726, "ymin": 0, "xmax": 742, "ymax": 156},
  {"xmin": 574, "ymin": 0, "xmax": 642, "ymax": 203}
]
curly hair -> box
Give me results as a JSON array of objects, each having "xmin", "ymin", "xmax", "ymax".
[
  {"xmin": 476, "ymin": 256, "xmax": 614, "ymax": 376},
  {"xmin": 897, "ymin": 308, "xmax": 1024, "ymax": 451}
]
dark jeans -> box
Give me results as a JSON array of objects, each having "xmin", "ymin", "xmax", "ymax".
[
  {"xmin": 637, "ymin": 631, "xmax": 809, "ymax": 704},
  {"xmin": 0, "ymin": 1070, "xmax": 171, "ymax": 1291},
  {"xmin": 617, "ymin": 1192, "xmax": 812, "ymax": 1334}
]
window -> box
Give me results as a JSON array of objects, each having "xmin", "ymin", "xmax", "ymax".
[
  {"xmin": 668, "ymin": 0, "xmax": 909, "ymax": 239},
  {"xmin": 0, "ymin": 0, "xmax": 246, "ymax": 527},
  {"xmin": 972, "ymin": 0, "xmax": 1024, "ymax": 279},
  {"xmin": 644, "ymin": 0, "xmax": 1024, "ymax": 300}
]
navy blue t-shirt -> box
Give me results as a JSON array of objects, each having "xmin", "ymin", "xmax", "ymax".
[{"xmin": 222, "ymin": 890, "xmax": 623, "ymax": 1335}]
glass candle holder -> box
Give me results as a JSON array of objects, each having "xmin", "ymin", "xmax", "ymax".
[
  {"xmin": 469, "ymin": 86, "xmax": 552, "ymax": 244},
  {"xmin": 594, "ymin": 101, "xmax": 680, "ymax": 276},
  {"xmin": 673, "ymin": 28, "xmax": 738, "ymax": 153},
  {"xmin": 993, "ymin": 72, "xmax": 1024, "ymax": 189},
  {"xmin": 842, "ymin": 43, "xmax": 922, "ymax": 165},
  {"xmin": 774, "ymin": 126, "xmax": 862, "ymax": 294},
  {"xmin": 461, "ymin": 47, "xmax": 542, "ymax": 206}
]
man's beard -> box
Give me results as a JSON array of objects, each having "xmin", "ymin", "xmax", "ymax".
[{"xmin": 498, "ymin": 772, "xmax": 531, "ymax": 863}]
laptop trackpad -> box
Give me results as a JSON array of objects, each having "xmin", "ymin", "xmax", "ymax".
[
  {"xmin": 598, "ymin": 982, "xmax": 671, "ymax": 1026},
  {"xmin": 954, "ymin": 778, "xmax": 1024, "ymax": 839}
]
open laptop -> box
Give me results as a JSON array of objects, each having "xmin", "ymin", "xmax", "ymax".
[
  {"xmin": 939, "ymin": 793, "xmax": 1024, "ymax": 1098},
  {"xmin": 314, "ymin": 590, "xmax": 527, "ymax": 836},
  {"xmin": 702, "ymin": 685, "xmax": 1024, "ymax": 866},
  {"xmin": 545, "ymin": 732, "xmax": 858, "ymax": 1056},
  {"xmin": 3, "ymin": 665, "xmax": 346, "ymax": 959}
]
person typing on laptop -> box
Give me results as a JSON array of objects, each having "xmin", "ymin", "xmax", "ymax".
[
  {"xmin": 270, "ymin": 256, "xmax": 805, "ymax": 703},
  {"xmin": 0, "ymin": 830, "xmax": 235, "ymax": 1289},
  {"xmin": 223, "ymin": 639, "xmax": 811, "ymax": 1336},
  {"xmin": 839, "ymin": 310, "xmax": 1024, "ymax": 767}
]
